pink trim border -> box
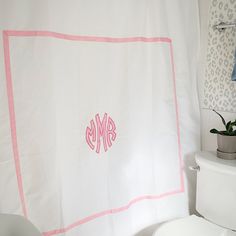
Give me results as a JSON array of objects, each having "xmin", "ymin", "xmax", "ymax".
[
  {"xmin": 3, "ymin": 31, "xmax": 28, "ymax": 217},
  {"xmin": 2, "ymin": 30, "xmax": 184, "ymax": 235}
]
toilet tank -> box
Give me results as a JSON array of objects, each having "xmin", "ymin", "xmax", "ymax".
[{"xmin": 195, "ymin": 151, "xmax": 236, "ymax": 230}]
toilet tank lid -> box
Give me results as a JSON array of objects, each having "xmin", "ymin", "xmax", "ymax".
[{"xmin": 195, "ymin": 151, "xmax": 236, "ymax": 175}]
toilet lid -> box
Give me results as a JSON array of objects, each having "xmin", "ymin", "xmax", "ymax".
[{"xmin": 152, "ymin": 215, "xmax": 236, "ymax": 236}]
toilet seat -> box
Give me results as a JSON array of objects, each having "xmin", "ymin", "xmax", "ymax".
[{"xmin": 152, "ymin": 215, "xmax": 236, "ymax": 236}]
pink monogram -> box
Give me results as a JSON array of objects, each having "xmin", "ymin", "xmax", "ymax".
[{"xmin": 86, "ymin": 113, "xmax": 116, "ymax": 153}]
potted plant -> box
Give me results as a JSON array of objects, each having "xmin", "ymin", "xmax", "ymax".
[{"xmin": 210, "ymin": 110, "xmax": 236, "ymax": 160}]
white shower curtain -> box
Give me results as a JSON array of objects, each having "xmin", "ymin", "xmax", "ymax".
[{"xmin": 0, "ymin": 1, "xmax": 200, "ymax": 235}]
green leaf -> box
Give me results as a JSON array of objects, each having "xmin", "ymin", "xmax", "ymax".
[
  {"xmin": 226, "ymin": 121, "xmax": 233, "ymax": 133},
  {"xmin": 220, "ymin": 131, "xmax": 229, "ymax": 135},
  {"xmin": 231, "ymin": 120, "xmax": 236, "ymax": 126},
  {"xmin": 210, "ymin": 128, "xmax": 220, "ymax": 134},
  {"xmin": 213, "ymin": 109, "xmax": 226, "ymax": 126}
]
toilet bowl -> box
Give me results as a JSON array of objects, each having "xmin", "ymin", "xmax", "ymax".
[
  {"xmin": 0, "ymin": 214, "xmax": 41, "ymax": 236},
  {"xmin": 153, "ymin": 215, "xmax": 236, "ymax": 236},
  {"xmin": 152, "ymin": 152, "xmax": 236, "ymax": 236}
]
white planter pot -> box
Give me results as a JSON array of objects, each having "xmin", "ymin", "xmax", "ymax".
[{"xmin": 217, "ymin": 134, "xmax": 236, "ymax": 160}]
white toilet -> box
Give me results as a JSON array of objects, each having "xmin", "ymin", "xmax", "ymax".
[
  {"xmin": 0, "ymin": 214, "xmax": 41, "ymax": 236},
  {"xmin": 153, "ymin": 151, "xmax": 236, "ymax": 236}
]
